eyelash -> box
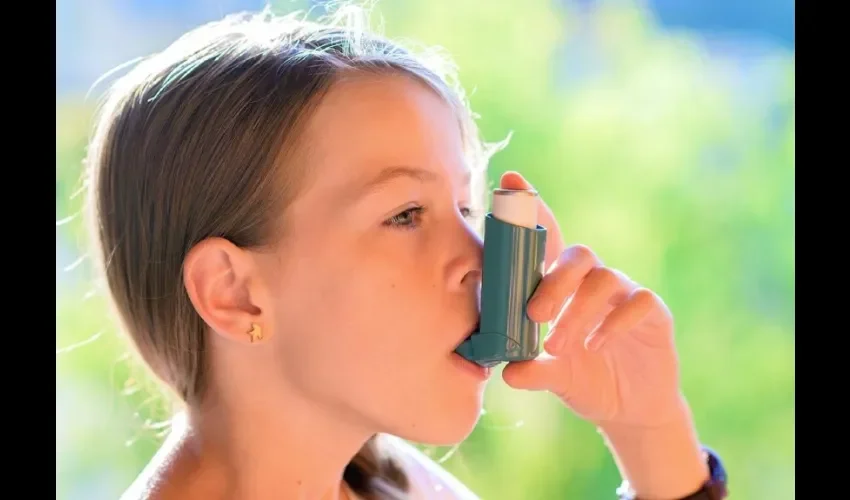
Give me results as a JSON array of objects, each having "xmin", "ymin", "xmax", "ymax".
[{"xmin": 384, "ymin": 206, "xmax": 477, "ymax": 229}]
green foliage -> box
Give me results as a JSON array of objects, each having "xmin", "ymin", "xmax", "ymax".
[{"xmin": 56, "ymin": 0, "xmax": 794, "ymax": 498}]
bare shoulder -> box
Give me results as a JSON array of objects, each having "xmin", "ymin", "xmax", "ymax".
[
  {"xmin": 119, "ymin": 421, "xmax": 223, "ymax": 500},
  {"xmin": 119, "ymin": 470, "xmax": 166, "ymax": 500},
  {"xmin": 381, "ymin": 435, "xmax": 480, "ymax": 500},
  {"xmin": 118, "ymin": 458, "xmax": 180, "ymax": 500},
  {"xmin": 119, "ymin": 451, "xmax": 221, "ymax": 500}
]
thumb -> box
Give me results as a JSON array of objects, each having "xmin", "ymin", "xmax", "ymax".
[
  {"xmin": 501, "ymin": 354, "xmax": 567, "ymax": 394},
  {"xmin": 500, "ymin": 170, "xmax": 533, "ymax": 190},
  {"xmin": 498, "ymin": 171, "xmax": 566, "ymax": 271}
]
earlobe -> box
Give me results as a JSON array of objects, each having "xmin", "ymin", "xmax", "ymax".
[
  {"xmin": 246, "ymin": 322, "xmax": 264, "ymax": 343},
  {"xmin": 183, "ymin": 237, "xmax": 269, "ymax": 344}
]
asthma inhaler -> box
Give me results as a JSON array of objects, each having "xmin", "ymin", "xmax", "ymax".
[{"xmin": 455, "ymin": 188, "xmax": 548, "ymax": 367}]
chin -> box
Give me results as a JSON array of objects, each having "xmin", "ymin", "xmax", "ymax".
[{"xmin": 394, "ymin": 383, "xmax": 488, "ymax": 447}]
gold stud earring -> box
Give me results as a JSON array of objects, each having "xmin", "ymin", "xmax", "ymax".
[{"xmin": 247, "ymin": 323, "xmax": 263, "ymax": 343}]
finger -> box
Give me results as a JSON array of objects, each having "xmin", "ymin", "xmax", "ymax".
[
  {"xmin": 584, "ymin": 288, "xmax": 658, "ymax": 351},
  {"xmin": 527, "ymin": 244, "xmax": 601, "ymax": 323},
  {"xmin": 499, "ymin": 171, "xmax": 565, "ymax": 269},
  {"xmin": 501, "ymin": 353, "xmax": 565, "ymax": 394},
  {"xmin": 545, "ymin": 267, "xmax": 633, "ymax": 355}
]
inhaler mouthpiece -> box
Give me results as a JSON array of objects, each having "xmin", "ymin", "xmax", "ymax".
[{"xmin": 454, "ymin": 188, "xmax": 548, "ymax": 367}]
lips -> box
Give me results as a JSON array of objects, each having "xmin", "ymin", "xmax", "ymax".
[{"xmin": 455, "ymin": 321, "xmax": 480, "ymax": 350}]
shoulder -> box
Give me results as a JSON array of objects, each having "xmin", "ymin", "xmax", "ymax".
[
  {"xmin": 119, "ymin": 449, "xmax": 218, "ymax": 500},
  {"xmin": 381, "ymin": 435, "xmax": 480, "ymax": 500},
  {"xmin": 119, "ymin": 417, "xmax": 221, "ymax": 500},
  {"xmin": 118, "ymin": 464, "xmax": 172, "ymax": 500}
]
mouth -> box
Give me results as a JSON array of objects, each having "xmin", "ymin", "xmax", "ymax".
[
  {"xmin": 455, "ymin": 320, "xmax": 480, "ymax": 350},
  {"xmin": 450, "ymin": 320, "xmax": 493, "ymax": 379}
]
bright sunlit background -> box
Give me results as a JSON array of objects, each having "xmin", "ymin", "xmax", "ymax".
[{"xmin": 56, "ymin": 0, "xmax": 795, "ymax": 498}]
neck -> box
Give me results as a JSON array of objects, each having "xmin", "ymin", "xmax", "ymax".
[{"xmin": 180, "ymin": 377, "xmax": 373, "ymax": 499}]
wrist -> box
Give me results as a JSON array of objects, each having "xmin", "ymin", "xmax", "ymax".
[{"xmin": 599, "ymin": 397, "xmax": 709, "ymax": 499}]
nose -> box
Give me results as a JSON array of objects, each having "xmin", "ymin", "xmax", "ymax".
[{"xmin": 446, "ymin": 219, "xmax": 483, "ymax": 292}]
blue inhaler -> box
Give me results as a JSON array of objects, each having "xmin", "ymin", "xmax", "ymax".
[{"xmin": 455, "ymin": 188, "xmax": 548, "ymax": 367}]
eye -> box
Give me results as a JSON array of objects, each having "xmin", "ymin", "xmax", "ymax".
[{"xmin": 384, "ymin": 206, "xmax": 426, "ymax": 229}]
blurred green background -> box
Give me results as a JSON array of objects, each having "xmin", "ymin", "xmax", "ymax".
[{"xmin": 56, "ymin": 0, "xmax": 794, "ymax": 498}]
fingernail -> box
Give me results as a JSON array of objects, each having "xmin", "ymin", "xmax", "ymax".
[
  {"xmin": 543, "ymin": 335, "xmax": 557, "ymax": 354},
  {"xmin": 550, "ymin": 330, "xmax": 568, "ymax": 354},
  {"xmin": 528, "ymin": 297, "xmax": 550, "ymax": 321},
  {"xmin": 586, "ymin": 331, "xmax": 605, "ymax": 351}
]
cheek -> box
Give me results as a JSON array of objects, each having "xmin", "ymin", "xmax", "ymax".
[
  {"xmin": 318, "ymin": 252, "xmax": 442, "ymax": 355},
  {"xmin": 270, "ymin": 245, "xmax": 440, "ymax": 362},
  {"xmin": 269, "ymin": 257, "xmax": 448, "ymax": 414},
  {"xmin": 268, "ymin": 242, "xmax": 487, "ymax": 441}
]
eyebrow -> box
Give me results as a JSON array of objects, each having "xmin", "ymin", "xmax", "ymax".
[
  {"xmin": 345, "ymin": 164, "xmax": 472, "ymax": 205},
  {"xmin": 346, "ymin": 165, "xmax": 436, "ymax": 202},
  {"xmin": 363, "ymin": 165, "xmax": 439, "ymax": 190}
]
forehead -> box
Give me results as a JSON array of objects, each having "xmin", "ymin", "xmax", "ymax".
[{"xmin": 299, "ymin": 72, "xmax": 468, "ymax": 184}]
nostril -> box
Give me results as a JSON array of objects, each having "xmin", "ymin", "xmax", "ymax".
[{"xmin": 462, "ymin": 269, "xmax": 482, "ymax": 282}]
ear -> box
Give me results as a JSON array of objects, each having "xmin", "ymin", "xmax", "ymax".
[{"xmin": 183, "ymin": 237, "xmax": 271, "ymax": 345}]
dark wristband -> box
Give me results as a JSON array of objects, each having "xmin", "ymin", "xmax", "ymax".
[{"xmin": 616, "ymin": 446, "xmax": 728, "ymax": 500}]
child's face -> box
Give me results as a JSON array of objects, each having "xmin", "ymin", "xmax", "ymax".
[{"xmin": 263, "ymin": 73, "xmax": 490, "ymax": 444}]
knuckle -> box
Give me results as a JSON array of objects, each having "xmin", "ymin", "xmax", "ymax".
[
  {"xmin": 590, "ymin": 266, "xmax": 620, "ymax": 288},
  {"xmin": 630, "ymin": 287, "xmax": 656, "ymax": 305},
  {"xmin": 566, "ymin": 244, "xmax": 597, "ymax": 265},
  {"xmin": 612, "ymin": 268, "xmax": 634, "ymax": 285},
  {"xmin": 631, "ymin": 287, "xmax": 667, "ymax": 313}
]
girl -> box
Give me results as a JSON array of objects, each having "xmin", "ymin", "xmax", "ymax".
[{"xmin": 86, "ymin": 7, "xmax": 727, "ymax": 500}]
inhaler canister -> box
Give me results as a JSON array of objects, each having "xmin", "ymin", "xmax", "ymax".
[{"xmin": 454, "ymin": 188, "xmax": 548, "ymax": 367}]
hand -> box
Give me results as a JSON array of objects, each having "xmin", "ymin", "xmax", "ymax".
[
  {"xmin": 499, "ymin": 172, "xmax": 710, "ymax": 499},
  {"xmin": 499, "ymin": 171, "xmax": 681, "ymax": 428}
]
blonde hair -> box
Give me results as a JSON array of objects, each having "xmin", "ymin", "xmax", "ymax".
[{"xmin": 86, "ymin": 5, "xmax": 500, "ymax": 499}]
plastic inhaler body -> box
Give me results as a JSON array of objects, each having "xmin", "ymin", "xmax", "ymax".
[{"xmin": 455, "ymin": 188, "xmax": 548, "ymax": 368}]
